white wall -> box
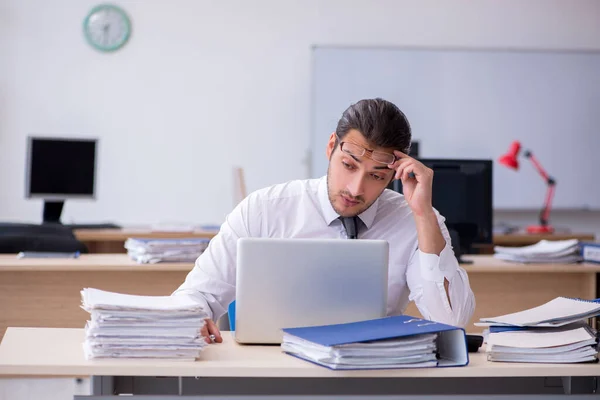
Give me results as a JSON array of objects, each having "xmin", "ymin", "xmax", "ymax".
[{"xmin": 2, "ymin": 0, "xmax": 600, "ymax": 229}]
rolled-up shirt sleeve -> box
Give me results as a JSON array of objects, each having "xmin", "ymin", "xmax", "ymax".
[
  {"xmin": 405, "ymin": 215, "xmax": 476, "ymax": 327},
  {"xmin": 171, "ymin": 195, "xmax": 257, "ymax": 321}
]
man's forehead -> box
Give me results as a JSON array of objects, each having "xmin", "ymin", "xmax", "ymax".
[{"xmin": 343, "ymin": 129, "xmax": 394, "ymax": 154}]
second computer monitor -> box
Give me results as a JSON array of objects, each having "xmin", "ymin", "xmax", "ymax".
[
  {"xmin": 391, "ymin": 158, "xmax": 493, "ymax": 255},
  {"xmin": 26, "ymin": 136, "xmax": 97, "ymax": 223}
]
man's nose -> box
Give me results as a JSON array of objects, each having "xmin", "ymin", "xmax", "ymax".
[{"xmin": 346, "ymin": 174, "xmax": 366, "ymax": 197}]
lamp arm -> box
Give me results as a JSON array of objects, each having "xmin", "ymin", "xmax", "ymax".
[
  {"xmin": 540, "ymin": 184, "xmax": 556, "ymax": 226},
  {"xmin": 523, "ymin": 151, "xmax": 550, "ymax": 181},
  {"xmin": 524, "ymin": 151, "xmax": 556, "ymax": 227}
]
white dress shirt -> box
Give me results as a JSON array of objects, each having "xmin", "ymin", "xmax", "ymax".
[{"xmin": 173, "ymin": 176, "xmax": 475, "ymax": 327}]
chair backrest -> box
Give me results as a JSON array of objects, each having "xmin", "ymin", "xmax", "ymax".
[
  {"xmin": 0, "ymin": 223, "xmax": 75, "ymax": 237},
  {"xmin": 0, "ymin": 222, "xmax": 89, "ymax": 254},
  {"xmin": 228, "ymin": 300, "xmax": 236, "ymax": 331}
]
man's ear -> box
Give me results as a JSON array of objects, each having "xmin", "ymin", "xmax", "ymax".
[{"xmin": 326, "ymin": 132, "xmax": 336, "ymax": 159}]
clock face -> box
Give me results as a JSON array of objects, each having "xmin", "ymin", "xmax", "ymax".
[{"xmin": 83, "ymin": 5, "xmax": 131, "ymax": 52}]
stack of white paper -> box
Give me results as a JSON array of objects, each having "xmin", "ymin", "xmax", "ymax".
[
  {"xmin": 493, "ymin": 239, "xmax": 581, "ymax": 263},
  {"xmin": 477, "ymin": 297, "xmax": 600, "ymax": 363},
  {"xmin": 125, "ymin": 238, "xmax": 210, "ymax": 264},
  {"xmin": 486, "ymin": 325, "xmax": 598, "ymax": 363},
  {"xmin": 81, "ymin": 288, "xmax": 208, "ymax": 360}
]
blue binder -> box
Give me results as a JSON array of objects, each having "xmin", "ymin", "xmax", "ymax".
[
  {"xmin": 282, "ymin": 315, "xmax": 469, "ymax": 369},
  {"xmin": 581, "ymin": 242, "xmax": 600, "ymax": 264}
]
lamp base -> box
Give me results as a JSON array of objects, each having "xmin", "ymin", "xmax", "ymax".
[{"xmin": 526, "ymin": 225, "xmax": 554, "ymax": 234}]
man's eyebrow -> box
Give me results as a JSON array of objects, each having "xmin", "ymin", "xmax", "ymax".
[{"xmin": 345, "ymin": 154, "xmax": 392, "ymax": 171}]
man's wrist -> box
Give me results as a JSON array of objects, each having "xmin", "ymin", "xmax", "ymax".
[
  {"xmin": 413, "ymin": 206, "xmax": 445, "ymax": 256},
  {"xmin": 413, "ymin": 206, "xmax": 436, "ymax": 221}
]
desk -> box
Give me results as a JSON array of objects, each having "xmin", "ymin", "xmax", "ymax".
[
  {"xmin": 1, "ymin": 254, "xmax": 599, "ymax": 342},
  {"xmin": 0, "ymin": 254, "xmax": 192, "ymax": 340},
  {"xmin": 74, "ymin": 229, "xmax": 595, "ymax": 254},
  {"xmin": 74, "ymin": 228, "xmax": 218, "ymax": 253},
  {"xmin": 0, "ymin": 328, "xmax": 598, "ymax": 396}
]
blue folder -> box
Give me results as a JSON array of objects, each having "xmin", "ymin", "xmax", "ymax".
[{"xmin": 282, "ymin": 315, "xmax": 469, "ymax": 368}]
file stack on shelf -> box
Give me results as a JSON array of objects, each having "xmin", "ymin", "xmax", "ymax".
[
  {"xmin": 281, "ymin": 315, "xmax": 469, "ymax": 370},
  {"xmin": 493, "ymin": 239, "xmax": 581, "ymax": 264},
  {"xmin": 581, "ymin": 242, "xmax": 600, "ymax": 264},
  {"xmin": 125, "ymin": 238, "xmax": 210, "ymax": 264},
  {"xmin": 81, "ymin": 288, "xmax": 209, "ymax": 360},
  {"xmin": 477, "ymin": 297, "xmax": 600, "ymax": 363}
]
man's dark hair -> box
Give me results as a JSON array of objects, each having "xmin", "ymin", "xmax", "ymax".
[{"xmin": 335, "ymin": 98, "xmax": 411, "ymax": 154}]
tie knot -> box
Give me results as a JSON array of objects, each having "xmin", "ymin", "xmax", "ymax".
[{"xmin": 340, "ymin": 216, "xmax": 359, "ymax": 239}]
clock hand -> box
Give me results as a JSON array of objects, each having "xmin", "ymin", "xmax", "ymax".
[{"xmin": 103, "ymin": 24, "xmax": 109, "ymax": 44}]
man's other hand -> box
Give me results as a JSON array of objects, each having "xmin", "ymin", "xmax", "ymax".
[{"xmin": 201, "ymin": 318, "xmax": 223, "ymax": 344}]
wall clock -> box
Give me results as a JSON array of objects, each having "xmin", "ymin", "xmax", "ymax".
[{"xmin": 83, "ymin": 4, "xmax": 131, "ymax": 52}]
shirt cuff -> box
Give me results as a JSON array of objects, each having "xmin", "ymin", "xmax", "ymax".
[{"xmin": 418, "ymin": 242, "xmax": 459, "ymax": 282}]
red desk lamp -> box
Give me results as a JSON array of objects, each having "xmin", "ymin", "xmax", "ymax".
[{"xmin": 498, "ymin": 141, "xmax": 556, "ymax": 234}]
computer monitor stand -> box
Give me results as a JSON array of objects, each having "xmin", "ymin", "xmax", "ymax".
[
  {"xmin": 43, "ymin": 200, "xmax": 64, "ymax": 224},
  {"xmin": 449, "ymin": 228, "xmax": 474, "ymax": 265}
]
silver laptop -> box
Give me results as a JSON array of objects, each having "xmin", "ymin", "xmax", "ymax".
[{"xmin": 234, "ymin": 238, "xmax": 389, "ymax": 344}]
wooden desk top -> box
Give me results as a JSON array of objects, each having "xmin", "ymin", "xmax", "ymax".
[
  {"xmin": 1, "ymin": 254, "xmax": 599, "ymax": 273},
  {"xmin": 0, "ymin": 254, "xmax": 195, "ymax": 272},
  {"xmin": 493, "ymin": 233, "xmax": 595, "ymax": 246},
  {"xmin": 0, "ymin": 328, "xmax": 598, "ymax": 378},
  {"xmin": 72, "ymin": 229, "xmax": 595, "ymax": 246},
  {"xmin": 74, "ymin": 228, "xmax": 218, "ymax": 241}
]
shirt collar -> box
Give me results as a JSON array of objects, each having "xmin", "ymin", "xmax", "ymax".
[{"xmin": 317, "ymin": 176, "xmax": 379, "ymax": 230}]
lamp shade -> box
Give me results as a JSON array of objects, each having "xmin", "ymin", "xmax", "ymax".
[{"xmin": 499, "ymin": 141, "xmax": 521, "ymax": 170}]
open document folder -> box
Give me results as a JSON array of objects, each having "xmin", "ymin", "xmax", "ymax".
[
  {"xmin": 281, "ymin": 315, "xmax": 468, "ymax": 370},
  {"xmin": 476, "ymin": 297, "xmax": 600, "ymax": 328},
  {"xmin": 477, "ymin": 297, "xmax": 600, "ymax": 364},
  {"xmin": 81, "ymin": 288, "xmax": 208, "ymax": 360}
]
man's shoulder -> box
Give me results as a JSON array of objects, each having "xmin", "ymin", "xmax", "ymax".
[{"xmin": 249, "ymin": 177, "xmax": 322, "ymax": 202}]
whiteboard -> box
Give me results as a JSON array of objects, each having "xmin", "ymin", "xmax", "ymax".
[{"xmin": 311, "ymin": 47, "xmax": 600, "ymax": 210}]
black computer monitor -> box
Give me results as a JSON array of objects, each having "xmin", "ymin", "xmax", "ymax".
[
  {"xmin": 26, "ymin": 137, "xmax": 97, "ymax": 224},
  {"xmin": 390, "ymin": 158, "xmax": 492, "ymax": 262}
]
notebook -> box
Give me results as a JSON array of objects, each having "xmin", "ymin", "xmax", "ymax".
[
  {"xmin": 281, "ymin": 315, "xmax": 468, "ymax": 370},
  {"xmin": 477, "ymin": 297, "xmax": 600, "ymax": 327}
]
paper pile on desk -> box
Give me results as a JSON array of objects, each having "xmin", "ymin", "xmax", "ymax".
[
  {"xmin": 486, "ymin": 324, "xmax": 598, "ymax": 363},
  {"xmin": 493, "ymin": 239, "xmax": 581, "ymax": 263},
  {"xmin": 477, "ymin": 297, "xmax": 600, "ymax": 363},
  {"xmin": 81, "ymin": 288, "xmax": 209, "ymax": 360},
  {"xmin": 125, "ymin": 238, "xmax": 210, "ymax": 264}
]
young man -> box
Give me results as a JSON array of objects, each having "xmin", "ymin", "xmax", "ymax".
[{"xmin": 174, "ymin": 98, "xmax": 475, "ymax": 343}]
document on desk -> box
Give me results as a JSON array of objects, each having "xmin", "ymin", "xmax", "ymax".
[
  {"xmin": 494, "ymin": 239, "xmax": 581, "ymax": 264},
  {"xmin": 486, "ymin": 325, "xmax": 598, "ymax": 363},
  {"xmin": 477, "ymin": 297, "xmax": 600, "ymax": 327},
  {"xmin": 81, "ymin": 288, "xmax": 209, "ymax": 360},
  {"xmin": 281, "ymin": 315, "xmax": 468, "ymax": 370},
  {"xmin": 493, "ymin": 239, "xmax": 582, "ymax": 263},
  {"xmin": 125, "ymin": 238, "xmax": 210, "ymax": 263}
]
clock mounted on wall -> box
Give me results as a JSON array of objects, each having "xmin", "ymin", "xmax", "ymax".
[{"xmin": 83, "ymin": 4, "xmax": 131, "ymax": 52}]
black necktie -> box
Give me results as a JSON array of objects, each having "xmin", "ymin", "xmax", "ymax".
[{"xmin": 340, "ymin": 216, "xmax": 359, "ymax": 239}]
